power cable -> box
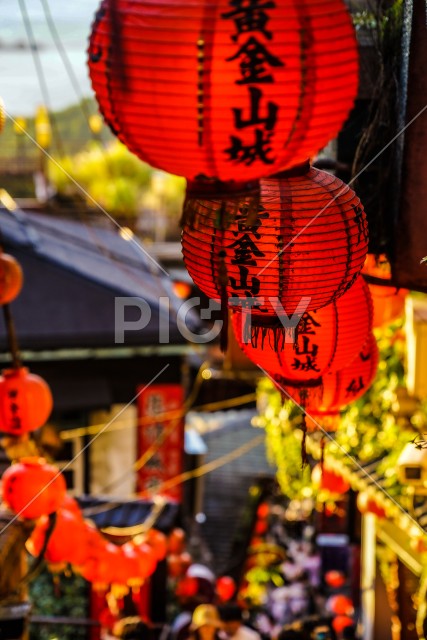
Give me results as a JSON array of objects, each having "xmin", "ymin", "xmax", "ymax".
[{"xmin": 17, "ymin": 0, "xmax": 65, "ymax": 157}]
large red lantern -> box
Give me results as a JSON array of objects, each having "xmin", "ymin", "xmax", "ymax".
[
  {"xmin": 0, "ymin": 367, "xmax": 53, "ymax": 435},
  {"xmin": 2, "ymin": 457, "xmax": 66, "ymax": 520},
  {"xmin": 232, "ymin": 276, "xmax": 372, "ymax": 382},
  {"xmin": 183, "ymin": 164, "xmax": 368, "ymax": 317},
  {"xmin": 28, "ymin": 509, "xmax": 87, "ymax": 566},
  {"xmin": 88, "ymin": 0, "xmax": 358, "ymax": 184},
  {"xmin": 362, "ymin": 254, "xmax": 408, "ymax": 327},
  {"xmin": 0, "ymin": 253, "xmax": 23, "ymax": 305}
]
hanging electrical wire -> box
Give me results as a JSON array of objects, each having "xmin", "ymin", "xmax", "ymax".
[
  {"xmin": 17, "ymin": 0, "xmax": 65, "ymax": 157},
  {"xmin": 39, "ymin": 0, "xmax": 99, "ymax": 138}
]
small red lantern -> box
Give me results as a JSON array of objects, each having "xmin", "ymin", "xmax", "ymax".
[
  {"xmin": 216, "ymin": 576, "xmax": 236, "ymax": 602},
  {"xmin": 88, "ymin": 0, "xmax": 358, "ymax": 184},
  {"xmin": 356, "ymin": 492, "xmax": 386, "ymax": 519},
  {"xmin": 183, "ymin": 164, "xmax": 368, "ymax": 317},
  {"xmin": 146, "ymin": 529, "xmax": 168, "ymax": 561},
  {"xmin": 233, "ymin": 276, "xmax": 372, "ymax": 383},
  {"xmin": 327, "ymin": 595, "xmax": 354, "ymax": 616},
  {"xmin": 362, "ymin": 255, "xmax": 408, "ymax": 327},
  {"xmin": 28, "ymin": 509, "xmax": 87, "ymax": 566},
  {"xmin": 2, "ymin": 457, "xmax": 66, "ymax": 520},
  {"xmin": 325, "ymin": 571, "xmax": 346, "ymax": 589},
  {"xmin": 254, "ymin": 519, "xmax": 268, "ymax": 536},
  {"xmin": 312, "ymin": 465, "xmax": 350, "ymax": 495},
  {"xmin": 332, "ymin": 615, "xmax": 354, "ymax": 634},
  {"xmin": 256, "ymin": 503, "xmax": 269, "ymax": 520},
  {"xmin": 0, "ymin": 253, "xmax": 23, "ymax": 305},
  {"xmin": 0, "ymin": 367, "xmax": 53, "ymax": 435},
  {"xmin": 176, "ymin": 576, "xmax": 199, "ymax": 599},
  {"xmin": 168, "ymin": 553, "xmax": 186, "ymax": 578},
  {"xmin": 168, "ymin": 528, "xmax": 186, "ymax": 554}
]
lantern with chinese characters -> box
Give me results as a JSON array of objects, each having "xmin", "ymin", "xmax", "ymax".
[
  {"xmin": 0, "ymin": 253, "xmax": 23, "ymax": 305},
  {"xmin": 232, "ymin": 275, "xmax": 372, "ymax": 382},
  {"xmin": 282, "ymin": 333, "xmax": 379, "ymax": 430},
  {"xmin": 2, "ymin": 457, "xmax": 66, "ymax": 520},
  {"xmin": 362, "ymin": 254, "xmax": 408, "ymax": 327},
  {"xmin": 0, "ymin": 367, "xmax": 53, "ymax": 435},
  {"xmin": 88, "ymin": 0, "xmax": 358, "ymax": 185},
  {"xmin": 183, "ymin": 164, "xmax": 368, "ymax": 317}
]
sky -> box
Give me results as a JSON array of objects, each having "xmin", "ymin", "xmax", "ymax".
[{"xmin": 0, "ymin": 0, "xmax": 99, "ymax": 115}]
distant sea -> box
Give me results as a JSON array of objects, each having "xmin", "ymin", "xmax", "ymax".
[{"xmin": 0, "ymin": 0, "xmax": 99, "ymax": 115}]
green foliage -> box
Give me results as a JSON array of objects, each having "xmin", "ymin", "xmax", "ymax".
[
  {"xmin": 48, "ymin": 140, "xmax": 185, "ymax": 220},
  {"xmin": 256, "ymin": 321, "xmax": 423, "ymax": 500},
  {"xmin": 29, "ymin": 567, "xmax": 89, "ymax": 640}
]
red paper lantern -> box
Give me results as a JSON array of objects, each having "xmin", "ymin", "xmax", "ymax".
[
  {"xmin": 233, "ymin": 276, "xmax": 372, "ymax": 382},
  {"xmin": 146, "ymin": 529, "xmax": 168, "ymax": 561},
  {"xmin": 325, "ymin": 571, "xmax": 346, "ymax": 589},
  {"xmin": 28, "ymin": 509, "xmax": 88, "ymax": 566},
  {"xmin": 82, "ymin": 540, "xmax": 122, "ymax": 585},
  {"xmin": 121, "ymin": 542, "xmax": 157, "ymax": 585},
  {"xmin": 256, "ymin": 503, "xmax": 269, "ymax": 520},
  {"xmin": 332, "ymin": 615, "xmax": 354, "ymax": 634},
  {"xmin": 88, "ymin": 0, "xmax": 358, "ymax": 184},
  {"xmin": 183, "ymin": 165, "xmax": 368, "ymax": 317},
  {"xmin": 362, "ymin": 255, "xmax": 408, "ymax": 327},
  {"xmin": 168, "ymin": 528, "xmax": 186, "ymax": 554},
  {"xmin": 0, "ymin": 253, "xmax": 23, "ymax": 305},
  {"xmin": 312, "ymin": 465, "xmax": 350, "ymax": 495},
  {"xmin": 176, "ymin": 576, "xmax": 199, "ymax": 599},
  {"xmin": 216, "ymin": 576, "xmax": 236, "ymax": 601},
  {"xmin": 327, "ymin": 595, "xmax": 354, "ymax": 616},
  {"xmin": 357, "ymin": 492, "xmax": 386, "ymax": 519},
  {"xmin": 0, "ymin": 367, "xmax": 53, "ymax": 435},
  {"xmin": 2, "ymin": 457, "xmax": 66, "ymax": 520}
]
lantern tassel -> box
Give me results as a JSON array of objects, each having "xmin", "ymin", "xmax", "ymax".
[
  {"xmin": 301, "ymin": 414, "xmax": 308, "ymax": 468},
  {"xmin": 320, "ymin": 436, "xmax": 326, "ymax": 473}
]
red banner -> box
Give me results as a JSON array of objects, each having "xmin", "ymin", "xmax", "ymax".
[{"xmin": 136, "ymin": 384, "xmax": 184, "ymax": 502}]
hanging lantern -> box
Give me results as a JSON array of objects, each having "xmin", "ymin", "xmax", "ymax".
[
  {"xmin": 176, "ymin": 576, "xmax": 199, "ymax": 599},
  {"xmin": 311, "ymin": 465, "xmax": 350, "ymax": 495},
  {"xmin": 88, "ymin": 0, "xmax": 358, "ymax": 185},
  {"xmin": 325, "ymin": 570, "xmax": 346, "ymax": 589},
  {"xmin": 183, "ymin": 164, "xmax": 368, "ymax": 318},
  {"xmin": 2, "ymin": 457, "xmax": 66, "ymax": 520},
  {"xmin": 27, "ymin": 509, "xmax": 88, "ymax": 566},
  {"xmin": 362, "ymin": 255, "xmax": 408, "ymax": 327},
  {"xmin": 0, "ymin": 367, "xmax": 53, "ymax": 435},
  {"xmin": 216, "ymin": 576, "xmax": 236, "ymax": 602},
  {"xmin": 232, "ymin": 276, "xmax": 372, "ymax": 382},
  {"xmin": 0, "ymin": 253, "xmax": 23, "ymax": 305},
  {"xmin": 145, "ymin": 529, "xmax": 168, "ymax": 561},
  {"xmin": 282, "ymin": 333, "xmax": 379, "ymax": 427},
  {"xmin": 168, "ymin": 527, "xmax": 186, "ymax": 554},
  {"xmin": 356, "ymin": 492, "xmax": 386, "ymax": 519},
  {"xmin": 332, "ymin": 616, "xmax": 354, "ymax": 634},
  {"xmin": 82, "ymin": 540, "xmax": 122, "ymax": 585},
  {"xmin": 327, "ymin": 595, "xmax": 354, "ymax": 616}
]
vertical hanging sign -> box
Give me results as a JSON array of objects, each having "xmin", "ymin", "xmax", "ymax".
[{"xmin": 137, "ymin": 384, "xmax": 185, "ymax": 502}]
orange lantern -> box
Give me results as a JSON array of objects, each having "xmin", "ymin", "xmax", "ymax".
[
  {"xmin": 362, "ymin": 254, "xmax": 408, "ymax": 327},
  {"xmin": 356, "ymin": 492, "xmax": 386, "ymax": 519},
  {"xmin": 28, "ymin": 508, "xmax": 87, "ymax": 566},
  {"xmin": 216, "ymin": 576, "xmax": 236, "ymax": 601},
  {"xmin": 0, "ymin": 367, "xmax": 53, "ymax": 435},
  {"xmin": 327, "ymin": 595, "xmax": 354, "ymax": 616},
  {"xmin": 183, "ymin": 164, "xmax": 368, "ymax": 318},
  {"xmin": 332, "ymin": 616, "xmax": 354, "ymax": 634},
  {"xmin": 0, "ymin": 253, "xmax": 23, "ymax": 305},
  {"xmin": 168, "ymin": 528, "xmax": 186, "ymax": 554},
  {"xmin": 88, "ymin": 0, "xmax": 358, "ymax": 184},
  {"xmin": 146, "ymin": 529, "xmax": 168, "ymax": 561},
  {"xmin": 2, "ymin": 457, "xmax": 66, "ymax": 520},
  {"xmin": 325, "ymin": 570, "xmax": 346, "ymax": 589},
  {"xmin": 312, "ymin": 465, "xmax": 350, "ymax": 495},
  {"xmin": 233, "ymin": 276, "xmax": 372, "ymax": 383}
]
